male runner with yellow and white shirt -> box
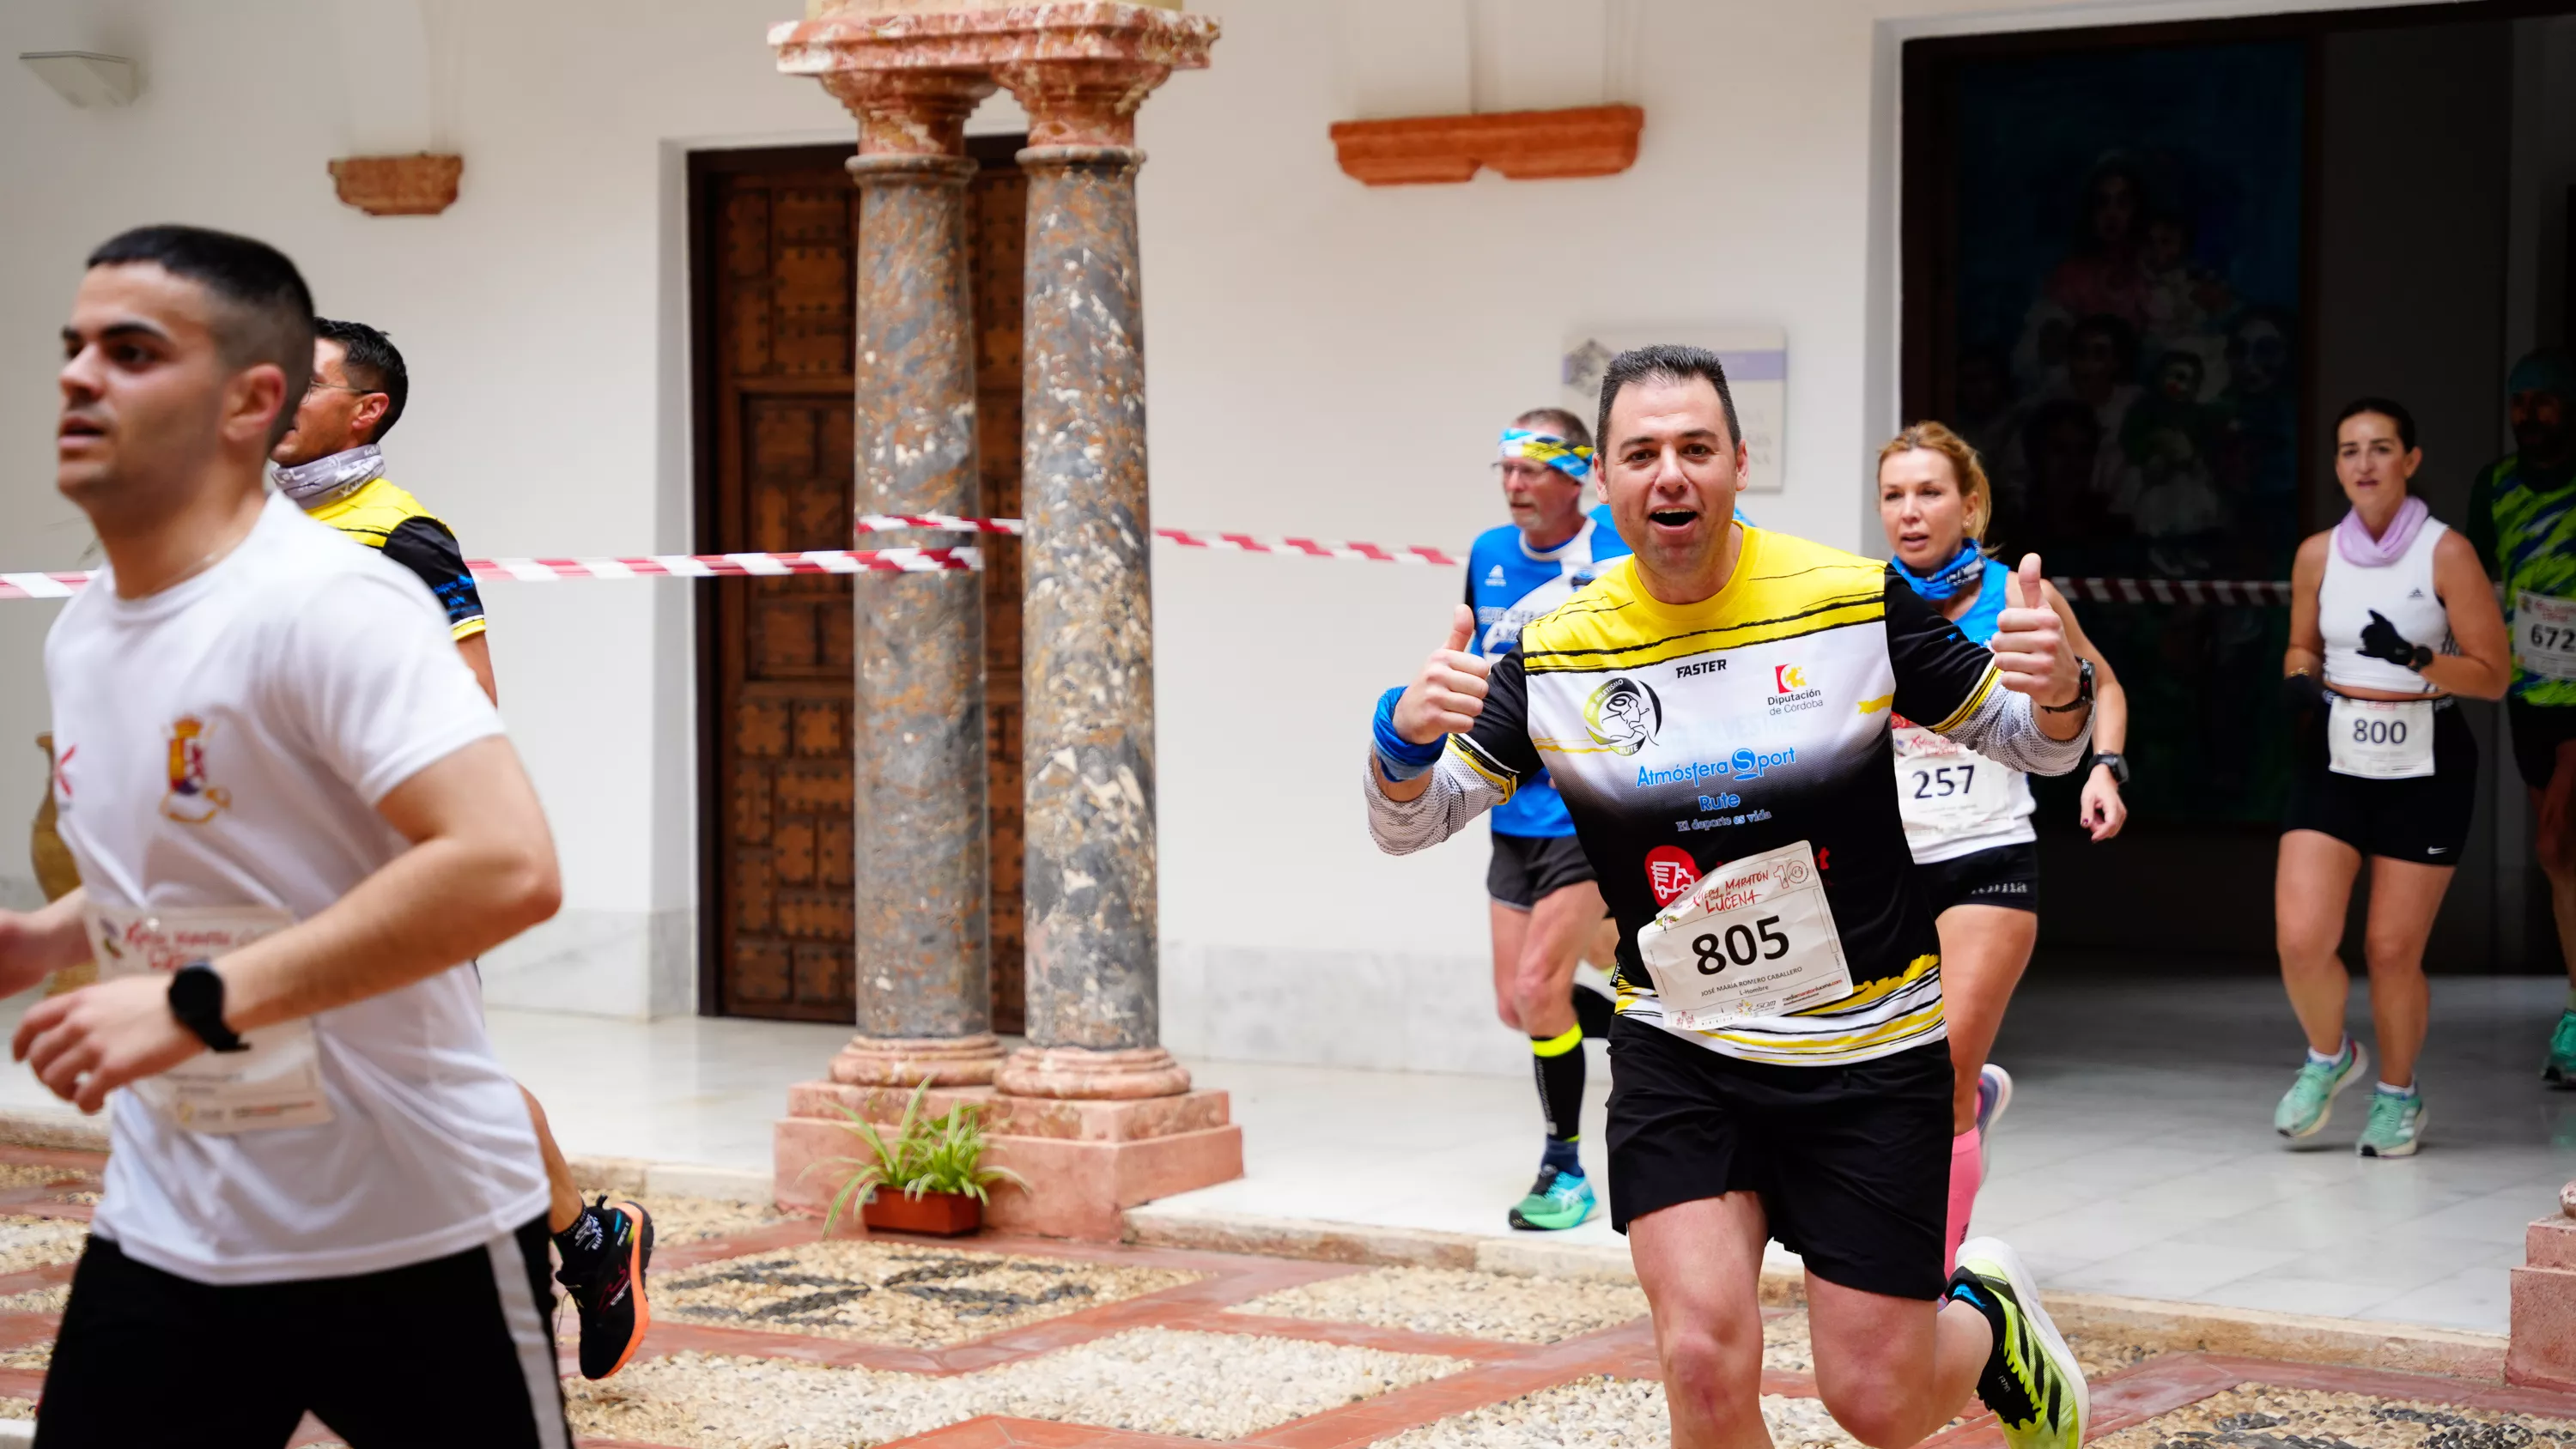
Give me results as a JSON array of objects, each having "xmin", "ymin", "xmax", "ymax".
[
  {"xmin": 266, "ymin": 317, "xmax": 653, "ymax": 1382},
  {"xmin": 1364, "ymin": 347, "xmax": 2093, "ymax": 1449}
]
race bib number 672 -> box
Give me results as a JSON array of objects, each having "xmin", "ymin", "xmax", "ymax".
[
  {"xmin": 2518, "ymin": 591, "xmax": 2576, "ymax": 682},
  {"xmin": 1635, "ymin": 840, "xmax": 1855, "ymax": 1030}
]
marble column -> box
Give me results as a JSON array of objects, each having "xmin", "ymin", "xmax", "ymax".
[
  {"xmin": 993, "ymin": 50, "xmax": 1196, "ymax": 1102},
  {"xmin": 822, "ymin": 67, "xmax": 1006, "ymax": 1088}
]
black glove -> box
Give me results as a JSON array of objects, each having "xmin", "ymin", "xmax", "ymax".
[
  {"xmin": 2282, "ymin": 670, "xmax": 2326, "ymax": 720},
  {"xmin": 2359, "ymin": 609, "xmax": 2433, "ymax": 671}
]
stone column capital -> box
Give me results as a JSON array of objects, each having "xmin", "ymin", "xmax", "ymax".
[
  {"xmin": 774, "ymin": 4, "xmax": 1218, "ymax": 151},
  {"xmin": 817, "ymin": 69, "xmax": 995, "ymax": 158}
]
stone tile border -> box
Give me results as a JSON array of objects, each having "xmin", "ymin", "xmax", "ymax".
[{"xmin": 1127, "ymin": 1209, "xmax": 2511, "ymax": 1375}]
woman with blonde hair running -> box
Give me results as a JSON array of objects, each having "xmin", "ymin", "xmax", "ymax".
[
  {"xmin": 1878, "ymin": 421, "xmax": 2132, "ymax": 1266},
  {"xmin": 2272, "ymin": 398, "xmax": 2509, "ymax": 1157}
]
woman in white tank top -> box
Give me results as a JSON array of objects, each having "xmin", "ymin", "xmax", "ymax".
[{"xmin": 2273, "ymin": 398, "xmax": 2510, "ymax": 1159}]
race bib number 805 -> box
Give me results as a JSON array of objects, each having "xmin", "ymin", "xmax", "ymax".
[{"xmin": 1635, "ymin": 840, "xmax": 1855, "ymax": 1030}]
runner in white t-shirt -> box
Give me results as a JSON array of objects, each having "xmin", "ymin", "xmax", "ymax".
[{"xmin": 0, "ymin": 225, "xmax": 576, "ymax": 1446}]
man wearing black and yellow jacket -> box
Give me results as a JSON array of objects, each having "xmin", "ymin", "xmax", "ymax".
[{"xmin": 270, "ymin": 318, "xmax": 653, "ymax": 1381}]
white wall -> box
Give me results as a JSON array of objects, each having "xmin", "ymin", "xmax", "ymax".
[{"xmin": 0, "ymin": 0, "xmax": 2448, "ymax": 1059}]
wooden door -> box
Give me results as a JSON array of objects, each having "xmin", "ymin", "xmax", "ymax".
[{"xmin": 694, "ymin": 142, "xmax": 1026, "ymax": 1024}]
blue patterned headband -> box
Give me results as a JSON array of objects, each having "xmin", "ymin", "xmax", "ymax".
[{"xmin": 1498, "ymin": 428, "xmax": 1593, "ymax": 481}]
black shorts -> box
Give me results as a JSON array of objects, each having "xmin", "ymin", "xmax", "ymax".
[
  {"xmin": 2282, "ymin": 702, "xmax": 2477, "ymax": 865},
  {"xmin": 2510, "ymin": 698, "xmax": 2576, "ymax": 791},
  {"xmin": 1913, "ymin": 840, "xmax": 2038, "ymax": 916},
  {"xmin": 39, "ymin": 1216, "xmax": 570, "ymax": 1447},
  {"xmin": 1488, "ymin": 832, "xmax": 1595, "ymax": 909},
  {"xmin": 1605, "ymin": 1016, "xmax": 1952, "ymax": 1300}
]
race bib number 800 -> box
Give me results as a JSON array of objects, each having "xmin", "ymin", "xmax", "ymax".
[{"xmin": 1635, "ymin": 840, "xmax": 1855, "ymax": 1030}]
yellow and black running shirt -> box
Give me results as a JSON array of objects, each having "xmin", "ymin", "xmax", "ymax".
[
  {"xmin": 1452, "ymin": 528, "xmax": 2005, "ymax": 1065},
  {"xmin": 306, "ymin": 477, "xmax": 488, "ymax": 643}
]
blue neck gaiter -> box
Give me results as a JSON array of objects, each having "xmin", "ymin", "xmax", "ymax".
[{"xmin": 1892, "ymin": 541, "xmax": 1985, "ymax": 600}]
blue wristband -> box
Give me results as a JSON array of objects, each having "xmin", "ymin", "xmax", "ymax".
[{"xmin": 1373, "ymin": 686, "xmax": 1445, "ymax": 779}]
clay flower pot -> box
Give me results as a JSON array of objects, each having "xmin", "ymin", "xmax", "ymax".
[{"xmin": 861, "ymin": 1188, "xmax": 982, "ymax": 1237}]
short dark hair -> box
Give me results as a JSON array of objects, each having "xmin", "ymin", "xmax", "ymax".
[
  {"xmin": 1513, "ymin": 407, "xmax": 1591, "ymax": 452},
  {"xmin": 86, "ymin": 225, "xmax": 314, "ymax": 445},
  {"xmin": 2336, "ymin": 396, "xmax": 2418, "ymax": 452},
  {"xmin": 316, "ymin": 318, "xmax": 410, "ymax": 444},
  {"xmin": 1595, "ymin": 345, "xmax": 1742, "ymax": 457}
]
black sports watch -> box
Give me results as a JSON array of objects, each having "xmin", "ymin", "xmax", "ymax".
[
  {"xmin": 2092, "ymin": 750, "xmax": 2131, "ymax": 785},
  {"xmin": 168, "ymin": 962, "xmax": 247, "ymax": 1053},
  {"xmin": 2041, "ymin": 658, "xmax": 2096, "ymax": 714}
]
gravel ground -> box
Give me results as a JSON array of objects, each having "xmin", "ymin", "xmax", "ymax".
[
  {"xmin": 568, "ymin": 1327, "xmax": 1470, "ymax": 1446},
  {"xmin": 1229, "ymin": 1266, "xmax": 1649, "ymax": 1344},
  {"xmin": 0, "ymin": 1287, "xmax": 68, "ymax": 1315},
  {"xmin": 2094, "ymin": 1386, "xmax": 2576, "ymax": 1449},
  {"xmin": 641, "ymin": 1194, "xmax": 789, "ymax": 1246},
  {"xmin": 1372, "ymin": 1375, "xmax": 1862, "ymax": 1449},
  {"xmin": 1761, "ymin": 1309, "xmax": 2160, "ymax": 1382},
  {"xmin": 0, "ymin": 1398, "xmax": 26, "ymax": 1420},
  {"xmin": 0, "ymin": 1218, "xmax": 90, "ymax": 1278},
  {"xmin": 0, "ymin": 1164, "xmax": 94, "ymax": 1192},
  {"xmin": 0, "ymin": 1342, "xmax": 49, "ymax": 1370},
  {"xmin": 657, "ymin": 1239, "xmax": 1200, "ymax": 1348}
]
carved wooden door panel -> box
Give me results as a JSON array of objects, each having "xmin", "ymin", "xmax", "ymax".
[{"xmin": 696, "ymin": 142, "xmax": 1026, "ymax": 1023}]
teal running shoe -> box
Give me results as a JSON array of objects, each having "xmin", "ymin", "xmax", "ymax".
[
  {"xmin": 1976, "ymin": 1064, "xmax": 2014, "ymax": 1185},
  {"xmin": 2356, "ymin": 1089, "xmax": 2427, "ymax": 1158},
  {"xmin": 2547, "ymin": 1012, "xmax": 2576, "ymax": 1088},
  {"xmin": 2274, "ymin": 1041, "xmax": 2367, "ymax": 1140},
  {"xmin": 1506, "ymin": 1167, "xmax": 1596, "ymax": 1231},
  {"xmin": 1950, "ymin": 1236, "xmax": 2088, "ymax": 1449}
]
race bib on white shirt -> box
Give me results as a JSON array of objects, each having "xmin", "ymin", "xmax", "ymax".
[
  {"xmin": 81, "ymin": 905, "xmax": 333, "ymax": 1134},
  {"xmin": 2326, "ymin": 696, "xmax": 2435, "ymax": 780},
  {"xmin": 1636, "ymin": 840, "xmax": 1855, "ymax": 1029},
  {"xmin": 1892, "ymin": 725, "xmax": 2019, "ymax": 841},
  {"xmin": 2518, "ymin": 592, "xmax": 2576, "ymax": 682}
]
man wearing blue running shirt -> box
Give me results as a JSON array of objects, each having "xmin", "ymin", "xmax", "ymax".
[{"xmin": 1467, "ymin": 409, "xmax": 1631, "ymax": 1230}]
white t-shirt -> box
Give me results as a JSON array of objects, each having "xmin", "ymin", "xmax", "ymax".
[{"xmin": 45, "ymin": 490, "xmax": 547, "ymax": 1285}]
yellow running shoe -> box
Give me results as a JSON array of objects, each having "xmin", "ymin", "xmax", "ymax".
[{"xmin": 1948, "ymin": 1236, "xmax": 2087, "ymax": 1449}]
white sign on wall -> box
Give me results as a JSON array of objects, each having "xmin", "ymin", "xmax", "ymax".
[{"xmin": 1561, "ymin": 326, "xmax": 1788, "ymax": 494}]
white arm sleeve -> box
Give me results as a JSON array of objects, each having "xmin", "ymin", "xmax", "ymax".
[
  {"xmin": 1364, "ymin": 749, "xmax": 1506, "ymax": 855},
  {"xmin": 1939, "ymin": 685, "xmax": 2093, "ymax": 777}
]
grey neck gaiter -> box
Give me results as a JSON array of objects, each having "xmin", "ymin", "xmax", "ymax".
[{"xmin": 270, "ymin": 444, "xmax": 385, "ymax": 509}]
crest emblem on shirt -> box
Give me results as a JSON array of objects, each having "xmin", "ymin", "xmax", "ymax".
[
  {"xmin": 1583, "ymin": 677, "xmax": 1662, "ymax": 756},
  {"xmin": 160, "ymin": 716, "xmax": 232, "ymax": 825}
]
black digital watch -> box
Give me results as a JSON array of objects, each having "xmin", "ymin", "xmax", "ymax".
[{"xmin": 168, "ymin": 962, "xmax": 248, "ymax": 1053}]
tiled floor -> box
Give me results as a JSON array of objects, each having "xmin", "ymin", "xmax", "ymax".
[
  {"xmin": 2, "ymin": 968, "xmax": 2571, "ymax": 1334},
  {"xmin": 0, "ymin": 1142, "xmax": 2568, "ymax": 1449}
]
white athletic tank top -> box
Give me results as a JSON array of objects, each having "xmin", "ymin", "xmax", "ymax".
[
  {"xmin": 2319, "ymin": 518, "xmax": 2453, "ymax": 694},
  {"xmin": 1892, "ymin": 559, "xmax": 2036, "ymax": 864}
]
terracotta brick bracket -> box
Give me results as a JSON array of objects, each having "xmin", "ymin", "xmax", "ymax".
[
  {"xmin": 327, "ymin": 154, "xmax": 463, "ymax": 216},
  {"xmin": 1327, "ymin": 105, "xmax": 1643, "ymax": 186}
]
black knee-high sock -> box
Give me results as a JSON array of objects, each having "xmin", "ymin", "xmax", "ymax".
[
  {"xmin": 1532, "ymin": 1025, "xmax": 1586, "ymax": 1173},
  {"xmin": 1571, "ymin": 981, "xmax": 1618, "ymax": 1038}
]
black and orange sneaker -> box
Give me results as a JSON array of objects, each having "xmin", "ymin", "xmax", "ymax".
[{"xmin": 558, "ymin": 1197, "xmax": 653, "ymax": 1380}]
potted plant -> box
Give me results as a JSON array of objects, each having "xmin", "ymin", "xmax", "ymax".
[{"xmin": 813, "ymin": 1080, "xmax": 1028, "ymax": 1237}]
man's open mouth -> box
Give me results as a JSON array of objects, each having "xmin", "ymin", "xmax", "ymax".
[{"xmin": 1649, "ymin": 508, "xmax": 1697, "ymax": 527}]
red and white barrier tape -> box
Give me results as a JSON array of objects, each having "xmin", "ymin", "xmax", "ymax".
[
  {"xmin": 0, "ymin": 548, "xmax": 980, "ymax": 600},
  {"xmin": 857, "ymin": 513, "xmax": 1462, "ymax": 567},
  {"xmin": 2051, "ymin": 577, "xmax": 2292, "ymax": 606}
]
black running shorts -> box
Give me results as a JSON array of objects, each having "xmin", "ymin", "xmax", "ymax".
[
  {"xmin": 1488, "ymin": 831, "xmax": 1596, "ymax": 910},
  {"xmin": 2510, "ymin": 698, "xmax": 2576, "ymax": 791},
  {"xmin": 1605, "ymin": 1016, "xmax": 1952, "ymax": 1300},
  {"xmin": 2282, "ymin": 703, "xmax": 2476, "ymax": 865},
  {"xmin": 38, "ymin": 1216, "xmax": 570, "ymax": 1447},
  {"xmin": 1913, "ymin": 841, "xmax": 2038, "ymax": 916}
]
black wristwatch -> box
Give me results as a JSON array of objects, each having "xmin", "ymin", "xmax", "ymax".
[
  {"xmin": 2041, "ymin": 658, "xmax": 2097, "ymax": 714},
  {"xmin": 2092, "ymin": 750, "xmax": 2131, "ymax": 785},
  {"xmin": 168, "ymin": 962, "xmax": 247, "ymax": 1053}
]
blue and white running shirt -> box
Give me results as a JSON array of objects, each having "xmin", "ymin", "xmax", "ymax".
[{"xmin": 1465, "ymin": 506, "xmax": 1633, "ymax": 837}]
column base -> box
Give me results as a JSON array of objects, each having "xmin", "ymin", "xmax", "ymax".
[
  {"xmin": 2512, "ymin": 1212, "xmax": 2576, "ymax": 1387},
  {"xmin": 775, "ymin": 1080, "xmax": 1241, "ymax": 1240},
  {"xmin": 829, "ymin": 1033, "xmax": 1005, "ymax": 1088},
  {"xmin": 997, "ymin": 1044, "xmax": 1191, "ymax": 1100}
]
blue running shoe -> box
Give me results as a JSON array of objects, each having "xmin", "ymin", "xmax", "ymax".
[{"xmin": 1507, "ymin": 1167, "xmax": 1596, "ymax": 1231}]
